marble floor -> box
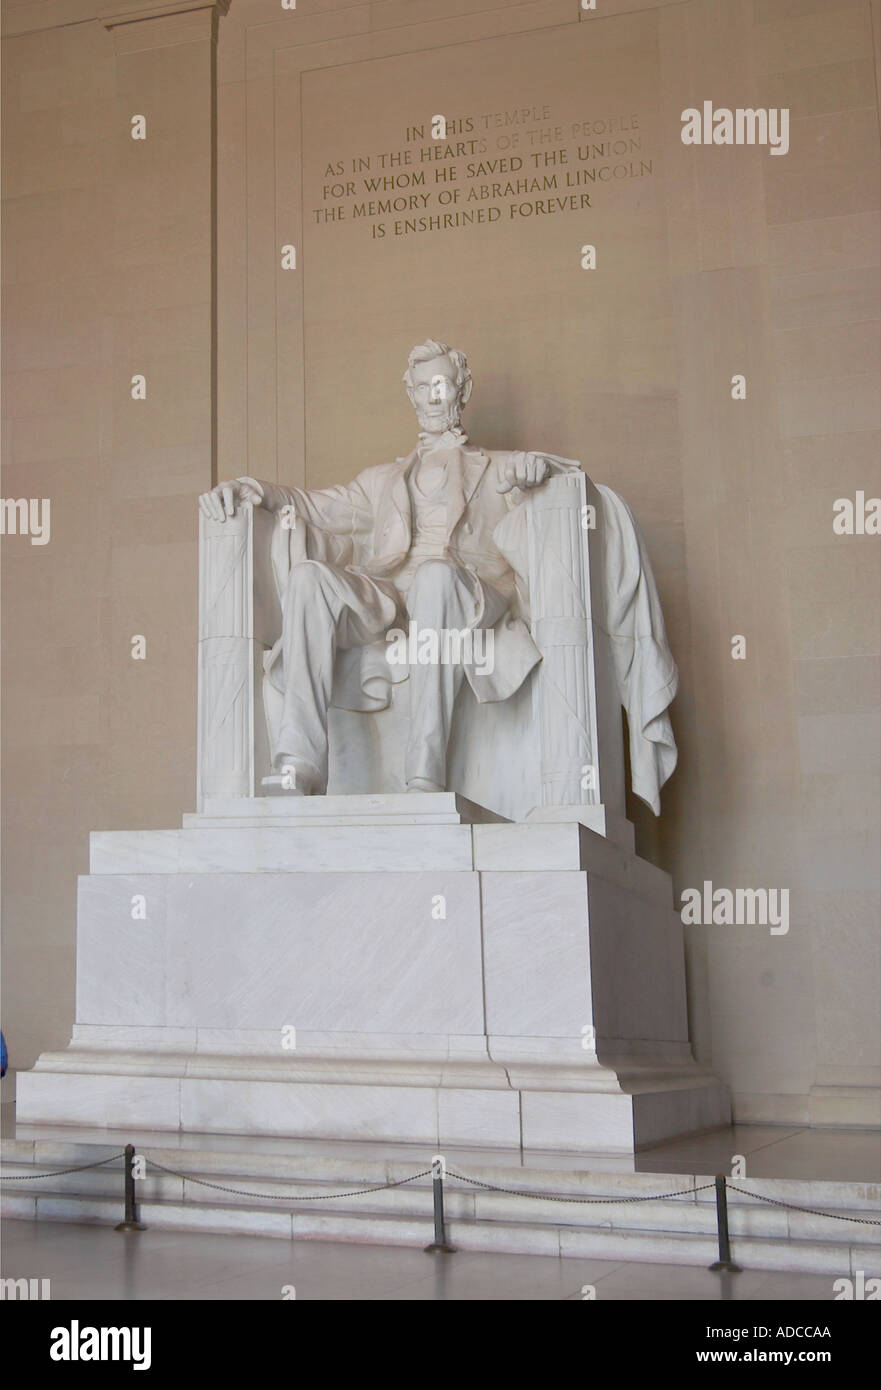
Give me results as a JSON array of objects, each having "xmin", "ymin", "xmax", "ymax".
[
  {"xmin": 3, "ymin": 1116, "xmax": 878, "ymax": 1299},
  {"xmin": 0, "ymin": 1219, "xmax": 848, "ymax": 1301}
]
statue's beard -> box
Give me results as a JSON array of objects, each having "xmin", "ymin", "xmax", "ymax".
[{"xmin": 415, "ymin": 399, "xmax": 461, "ymax": 434}]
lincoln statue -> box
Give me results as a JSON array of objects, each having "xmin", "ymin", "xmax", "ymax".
[{"xmin": 199, "ymin": 339, "xmax": 678, "ymax": 811}]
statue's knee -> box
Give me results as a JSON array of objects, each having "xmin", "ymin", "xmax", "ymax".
[
  {"xmin": 409, "ymin": 558, "xmax": 457, "ymax": 601},
  {"xmin": 287, "ymin": 560, "xmax": 332, "ymax": 597}
]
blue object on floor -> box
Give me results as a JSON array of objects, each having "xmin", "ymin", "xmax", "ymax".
[{"xmin": 0, "ymin": 1031, "xmax": 7, "ymax": 1077}]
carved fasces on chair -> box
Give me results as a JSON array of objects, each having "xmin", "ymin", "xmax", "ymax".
[
  {"xmin": 526, "ymin": 471, "xmax": 625, "ymax": 817},
  {"xmin": 197, "ymin": 504, "xmax": 279, "ymax": 807}
]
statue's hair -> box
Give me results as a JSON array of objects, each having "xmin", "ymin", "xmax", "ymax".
[{"xmin": 403, "ymin": 339, "xmax": 471, "ymax": 394}]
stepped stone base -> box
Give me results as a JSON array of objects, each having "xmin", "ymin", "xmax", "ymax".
[{"xmin": 17, "ymin": 795, "xmax": 730, "ymax": 1154}]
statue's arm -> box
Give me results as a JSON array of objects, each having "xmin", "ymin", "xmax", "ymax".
[
  {"xmin": 272, "ymin": 474, "xmax": 374, "ymax": 539},
  {"xmin": 199, "ymin": 472, "xmax": 373, "ymax": 538},
  {"xmin": 198, "ymin": 475, "xmax": 293, "ymax": 522}
]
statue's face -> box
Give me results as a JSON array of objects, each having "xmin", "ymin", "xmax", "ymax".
[{"xmin": 407, "ymin": 354, "xmax": 467, "ymax": 434}]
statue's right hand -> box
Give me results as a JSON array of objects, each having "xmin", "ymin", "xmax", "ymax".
[{"xmin": 198, "ymin": 479, "xmax": 262, "ymax": 522}]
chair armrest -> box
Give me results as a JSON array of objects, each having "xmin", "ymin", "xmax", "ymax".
[
  {"xmin": 525, "ymin": 470, "xmax": 625, "ymax": 817},
  {"xmin": 197, "ymin": 503, "xmax": 281, "ymax": 807}
]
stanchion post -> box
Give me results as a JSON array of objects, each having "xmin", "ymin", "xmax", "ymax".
[
  {"xmin": 709, "ymin": 1174, "xmax": 741, "ymax": 1272},
  {"xmin": 424, "ymin": 1156, "xmax": 456, "ymax": 1254},
  {"xmin": 114, "ymin": 1143, "xmax": 147, "ymax": 1232}
]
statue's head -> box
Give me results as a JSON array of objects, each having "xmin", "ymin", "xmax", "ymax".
[{"xmin": 403, "ymin": 339, "xmax": 472, "ymax": 435}]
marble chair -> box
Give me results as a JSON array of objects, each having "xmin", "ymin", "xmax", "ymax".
[{"xmin": 197, "ymin": 468, "xmax": 631, "ymax": 840}]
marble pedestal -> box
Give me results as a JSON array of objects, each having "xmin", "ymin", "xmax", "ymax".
[{"xmin": 17, "ymin": 795, "xmax": 729, "ymax": 1154}]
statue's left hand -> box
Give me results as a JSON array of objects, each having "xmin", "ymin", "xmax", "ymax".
[{"xmin": 497, "ymin": 451, "xmax": 553, "ymax": 494}]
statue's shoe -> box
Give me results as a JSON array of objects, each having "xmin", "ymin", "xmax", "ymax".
[
  {"xmin": 260, "ymin": 774, "xmax": 306, "ymax": 796},
  {"xmin": 406, "ymin": 777, "xmax": 445, "ymax": 792},
  {"xmin": 261, "ymin": 763, "xmax": 319, "ymax": 796}
]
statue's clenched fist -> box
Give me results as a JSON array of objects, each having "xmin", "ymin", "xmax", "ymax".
[
  {"xmin": 198, "ymin": 479, "xmax": 263, "ymax": 522},
  {"xmin": 497, "ymin": 451, "xmax": 553, "ymax": 495}
]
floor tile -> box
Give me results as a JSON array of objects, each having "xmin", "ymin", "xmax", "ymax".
[{"xmin": 0, "ymin": 1219, "xmax": 847, "ymax": 1301}]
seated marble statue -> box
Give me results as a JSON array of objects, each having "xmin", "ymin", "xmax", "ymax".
[{"xmin": 199, "ymin": 339, "xmax": 678, "ymax": 809}]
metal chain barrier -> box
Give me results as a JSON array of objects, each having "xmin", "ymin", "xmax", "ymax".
[
  {"xmin": 3, "ymin": 1154, "xmax": 877, "ymax": 1222},
  {"xmin": 3, "ymin": 1148, "xmax": 878, "ymax": 1267},
  {"xmin": 143, "ymin": 1155, "xmax": 435, "ymax": 1202},
  {"xmin": 445, "ymin": 1170, "xmax": 716, "ymax": 1203},
  {"xmin": 726, "ymin": 1182, "xmax": 881, "ymax": 1226},
  {"xmin": 0, "ymin": 1152, "xmax": 127, "ymax": 1179}
]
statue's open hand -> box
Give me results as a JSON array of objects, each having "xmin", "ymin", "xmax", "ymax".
[
  {"xmin": 497, "ymin": 451, "xmax": 552, "ymax": 495},
  {"xmin": 198, "ymin": 479, "xmax": 262, "ymax": 522}
]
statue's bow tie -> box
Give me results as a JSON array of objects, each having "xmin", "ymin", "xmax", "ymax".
[{"xmin": 417, "ymin": 427, "xmax": 469, "ymax": 454}]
